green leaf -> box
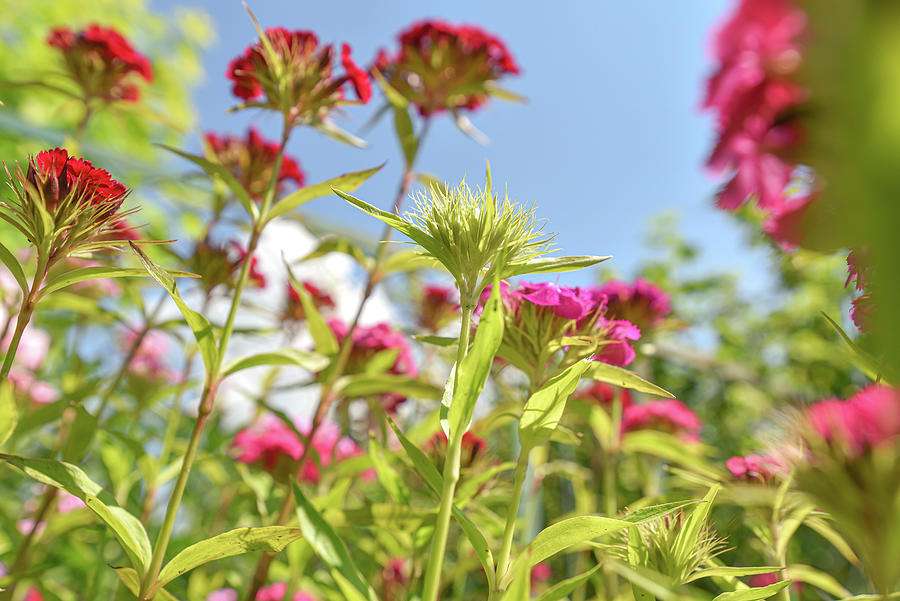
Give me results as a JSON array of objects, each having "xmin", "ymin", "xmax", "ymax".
[
  {"xmin": 155, "ymin": 526, "xmax": 303, "ymax": 588},
  {"xmin": 160, "ymin": 144, "xmax": 258, "ymax": 221},
  {"xmin": 672, "ymin": 485, "xmax": 719, "ymax": 567},
  {"xmin": 38, "ymin": 266, "xmax": 195, "ymax": 299},
  {"xmin": 333, "ymin": 188, "xmax": 446, "ymax": 262},
  {"xmin": 372, "ymin": 68, "xmax": 409, "ymax": 108},
  {"xmin": 627, "ymin": 525, "xmax": 655, "ymax": 601},
  {"xmin": 519, "ymin": 360, "xmax": 591, "ymax": 451},
  {"xmin": 335, "ymin": 373, "xmax": 442, "ymax": 400},
  {"xmin": 584, "ymin": 362, "xmax": 674, "ymax": 398},
  {"xmin": 114, "ymin": 567, "xmax": 180, "ymax": 601},
  {"xmin": 804, "ymin": 515, "xmax": 859, "ymax": 564},
  {"xmin": 129, "ymin": 243, "xmax": 218, "ymax": 376},
  {"xmin": 712, "ymin": 581, "xmax": 791, "ymax": 601},
  {"xmin": 501, "ymin": 255, "xmax": 610, "ymax": 279},
  {"xmin": 0, "ymin": 381, "xmax": 17, "ymax": 448},
  {"xmin": 291, "ymin": 481, "xmax": 377, "ymax": 601},
  {"xmin": 223, "ymin": 348, "xmax": 329, "ymax": 377},
  {"xmin": 313, "ymin": 119, "xmax": 368, "ymax": 148},
  {"xmin": 785, "ymin": 565, "xmax": 850, "ymax": 598},
  {"xmin": 414, "ymin": 335, "xmax": 457, "ymax": 347},
  {"xmin": 284, "ymin": 262, "xmax": 339, "ymax": 355},
  {"xmin": 606, "ymin": 562, "xmax": 677, "ymax": 601},
  {"xmin": 0, "ymin": 241, "xmax": 28, "ymax": 295},
  {"xmin": 393, "ymin": 104, "xmax": 418, "ymax": 166},
  {"xmin": 61, "ymin": 404, "xmax": 97, "ymax": 463},
  {"xmin": 821, "ymin": 312, "xmax": 894, "ymax": 382},
  {"xmin": 522, "ymin": 500, "xmax": 699, "ymax": 567},
  {"xmin": 267, "ymin": 165, "xmax": 384, "ymax": 222},
  {"xmin": 386, "ymin": 416, "xmax": 496, "ymax": 590},
  {"xmin": 485, "ymin": 82, "xmax": 528, "ymax": 103},
  {"xmin": 686, "ymin": 566, "xmax": 784, "ymax": 583},
  {"xmin": 0, "ymin": 454, "xmax": 151, "ymax": 576},
  {"xmin": 534, "ymin": 565, "xmax": 602, "ymax": 601},
  {"xmin": 499, "ymin": 549, "xmax": 530, "ymax": 601},
  {"xmin": 301, "ymin": 236, "xmax": 371, "ymax": 269},
  {"xmin": 380, "ymin": 250, "xmax": 442, "ymax": 274},
  {"xmin": 447, "ymin": 281, "xmax": 504, "ymax": 437},
  {"xmin": 368, "ymin": 435, "xmax": 411, "ymax": 505}
]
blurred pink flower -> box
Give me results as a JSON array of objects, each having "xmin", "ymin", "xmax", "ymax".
[
  {"xmin": 806, "ymin": 385, "xmax": 900, "ymax": 456},
  {"xmin": 256, "ymin": 582, "xmax": 317, "ymax": 601},
  {"xmin": 518, "ymin": 281, "xmax": 593, "ymax": 320},
  {"xmin": 24, "ymin": 586, "xmax": 44, "ymax": 601},
  {"xmin": 57, "ymin": 491, "xmax": 86, "ymax": 514},
  {"xmin": 121, "ymin": 328, "xmax": 180, "ymax": 383},
  {"xmin": 530, "ymin": 562, "xmax": 552, "ymax": 587},
  {"xmin": 420, "ymin": 284, "xmax": 459, "ymax": 331},
  {"xmin": 622, "ymin": 400, "xmax": 702, "ymax": 441},
  {"xmin": 574, "ymin": 381, "xmax": 633, "ymax": 409},
  {"xmin": 598, "ymin": 278, "xmax": 671, "ymax": 331},
  {"xmin": 726, "ymin": 454, "xmax": 786, "ymax": 483},
  {"xmin": 206, "ymin": 590, "xmax": 238, "ymax": 601}
]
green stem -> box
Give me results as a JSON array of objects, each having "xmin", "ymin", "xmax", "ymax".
[
  {"xmin": 495, "ymin": 448, "xmax": 530, "ymax": 586},
  {"xmin": 1, "ymin": 255, "xmax": 49, "ymax": 380},
  {"xmin": 421, "ymin": 301, "xmax": 473, "ymax": 601}
]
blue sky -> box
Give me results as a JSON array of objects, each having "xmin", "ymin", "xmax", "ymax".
[{"xmin": 152, "ymin": 0, "xmax": 770, "ymax": 289}]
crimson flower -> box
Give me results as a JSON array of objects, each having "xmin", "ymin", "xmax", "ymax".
[
  {"xmin": 205, "ymin": 128, "xmax": 304, "ymax": 200},
  {"xmin": 227, "ymin": 27, "xmax": 370, "ymax": 126},
  {"xmin": 419, "ymin": 284, "xmax": 459, "ymax": 331},
  {"xmin": 621, "ymin": 400, "xmax": 702, "ymax": 441},
  {"xmin": 426, "ymin": 430, "xmax": 488, "ymax": 469},
  {"xmin": 48, "ymin": 24, "xmax": 153, "ymax": 103},
  {"xmin": 374, "ymin": 20, "xmax": 520, "ymax": 115},
  {"xmin": 186, "ymin": 238, "xmax": 266, "ymax": 294},
  {"xmin": 284, "ymin": 280, "xmax": 335, "ymax": 322}
]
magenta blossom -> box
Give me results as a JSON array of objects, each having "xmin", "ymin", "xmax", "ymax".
[
  {"xmin": 255, "ymin": 583, "xmax": 317, "ymax": 601},
  {"xmin": 206, "ymin": 590, "xmax": 238, "ymax": 601},
  {"xmin": 598, "ymin": 278, "xmax": 671, "ymax": 331},
  {"xmin": 121, "ymin": 328, "xmax": 180, "ymax": 383},
  {"xmin": 622, "ymin": 400, "xmax": 702, "ymax": 441},
  {"xmin": 806, "ymin": 385, "xmax": 900, "ymax": 457},
  {"xmin": 726, "ymin": 454, "xmax": 786, "ymax": 483},
  {"xmin": 593, "ymin": 319, "xmax": 641, "ymax": 367}
]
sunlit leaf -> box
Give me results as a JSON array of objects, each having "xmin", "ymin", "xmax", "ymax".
[
  {"xmin": 222, "ymin": 349, "xmax": 329, "ymax": 377},
  {"xmin": 585, "ymin": 362, "xmax": 674, "ymax": 398},
  {"xmin": 0, "ymin": 240, "xmax": 28, "ymax": 295},
  {"xmin": 501, "ymin": 255, "xmax": 610, "ymax": 279},
  {"xmin": 267, "ymin": 165, "xmax": 383, "ymax": 222},
  {"xmin": 0, "ymin": 381, "xmax": 17, "ymax": 448},
  {"xmin": 519, "ymin": 359, "xmax": 591, "ymax": 450},
  {"xmin": 711, "ymin": 581, "xmax": 790, "ymax": 601}
]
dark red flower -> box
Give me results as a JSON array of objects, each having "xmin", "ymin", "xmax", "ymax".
[
  {"xmin": 205, "ymin": 128, "xmax": 304, "ymax": 200},
  {"xmin": 426, "ymin": 430, "xmax": 488, "ymax": 467},
  {"xmin": 341, "ymin": 43, "xmax": 371, "ymax": 103},
  {"xmin": 227, "ymin": 27, "xmax": 369, "ymax": 125},
  {"xmin": 186, "ymin": 238, "xmax": 266, "ymax": 294},
  {"xmin": 47, "ymin": 24, "xmax": 153, "ymax": 103},
  {"xmin": 374, "ymin": 20, "xmax": 520, "ymax": 115},
  {"xmin": 420, "ymin": 284, "xmax": 459, "ymax": 331},
  {"xmin": 284, "ymin": 281, "xmax": 335, "ymax": 321},
  {"xmin": 229, "ymin": 242, "xmax": 266, "ymax": 289},
  {"xmin": 26, "ymin": 147, "xmax": 127, "ymax": 216}
]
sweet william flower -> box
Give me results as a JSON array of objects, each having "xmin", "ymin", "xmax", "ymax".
[
  {"xmin": 228, "ymin": 27, "xmax": 370, "ymax": 127},
  {"xmin": 48, "ymin": 24, "xmax": 153, "ymax": 103},
  {"xmin": 726, "ymin": 454, "xmax": 786, "ymax": 483},
  {"xmin": 575, "ymin": 381, "xmax": 633, "ymax": 409},
  {"xmin": 426, "ymin": 430, "xmax": 488, "ymax": 468},
  {"xmin": 622, "ymin": 400, "xmax": 702, "ymax": 441},
  {"xmin": 186, "ymin": 238, "xmax": 266, "ymax": 294},
  {"xmin": 598, "ymin": 278, "xmax": 671, "ymax": 331},
  {"xmin": 593, "ymin": 318, "xmax": 641, "ymax": 367},
  {"xmin": 805, "ymin": 385, "xmax": 900, "ymax": 457},
  {"xmin": 255, "ymin": 583, "xmax": 317, "ymax": 601},
  {"xmin": 374, "ymin": 20, "xmax": 520, "ymax": 115},
  {"xmin": 419, "ymin": 284, "xmax": 460, "ymax": 332},
  {"xmin": 24, "ymin": 586, "xmax": 43, "ymax": 601},
  {"xmin": 205, "ymin": 129, "xmax": 304, "ymax": 200},
  {"xmin": 284, "ymin": 280, "xmax": 335, "ymax": 322}
]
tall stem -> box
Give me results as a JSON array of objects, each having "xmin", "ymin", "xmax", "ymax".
[
  {"xmin": 139, "ymin": 134, "xmax": 289, "ymax": 601},
  {"xmin": 421, "ymin": 301, "xmax": 473, "ymax": 601},
  {"xmin": 1, "ymin": 255, "xmax": 48, "ymax": 379},
  {"xmin": 495, "ymin": 448, "xmax": 530, "ymax": 585}
]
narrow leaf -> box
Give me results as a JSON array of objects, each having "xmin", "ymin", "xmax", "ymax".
[
  {"xmin": 0, "ymin": 241, "xmax": 28, "ymax": 294},
  {"xmin": 284, "ymin": 262, "xmax": 339, "ymax": 355},
  {"xmin": 686, "ymin": 566, "xmax": 784, "ymax": 583},
  {"xmin": 502, "ymin": 255, "xmax": 610, "ymax": 279},
  {"xmin": 267, "ymin": 164, "xmax": 383, "ymax": 222},
  {"xmin": 335, "ymin": 373, "xmax": 442, "ymax": 400},
  {"xmin": 519, "ymin": 360, "xmax": 591, "ymax": 450},
  {"xmin": 711, "ymin": 581, "xmax": 791, "ymax": 601},
  {"xmin": 534, "ymin": 565, "xmax": 603, "ymax": 601},
  {"xmin": 129, "ymin": 243, "xmax": 218, "ymax": 375},
  {"xmin": 585, "ymin": 362, "xmax": 674, "ymax": 398},
  {"xmin": 393, "ymin": 104, "xmax": 418, "ymax": 166},
  {"xmin": 38, "ymin": 266, "xmax": 196, "ymax": 299},
  {"xmin": 223, "ymin": 349, "xmax": 329, "ymax": 377},
  {"xmin": 673, "ymin": 485, "xmax": 719, "ymax": 566},
  {"xmin": 114, "ymin": 567, "xmax": 180, "ymax": 601},
  {"xmin": 785, "ymin": 564, "xmax": 851, "ymax": 598},
  {"xmin": 156, "ymin": 526, "xmax": 303, "ymax": 588},
  {"xmin": 0, "ymin": 381, "xmax": 17, "ymax": 448}
]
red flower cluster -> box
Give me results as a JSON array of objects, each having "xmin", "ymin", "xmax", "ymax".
[
  {"xmin": 574, "ymin": 381, "xmax": 633, "ymax": 409},
  {"xmin": 227, "ymin": 28, "xmax": 370, "ymax": 124},
  {"xmin": 327, "ymin": 319, "xmax": 418, "ymax": 411},
  {"xmin": 284, "ymin": 281, "xmax": 335, "ymax": 322},
  {"xmin": 29, "ymin": 147, "xmax": 127, "ymax": 211},
  {"xmin": 205, "ymin": 129, "xmax": 304, "ymax": 200},
  {"xmin": 48, "ymin": 24, "xmax": 153, "ymax": 102},
  {"xmin": 805, "ymin": 385, "xmax": 900, "ymax": 458},
  {"xmin": 703, "ymin": 0, "xmax": 811, "ymax": 244},
  {"xmin": 419, "ymin": 284, "xmax": 459, "ymax": 331},
  {"xmin": 426, "ymin": 430, "xmax": 488, "ymax": 468},
  {"xmin": 233, "ymin": 415, "xmax": 363, "ymax": 483},
  {"xmin": 621, "ymin": 400, "xmax": 702, "ymax": 441},
  {"xmin": 374, "ymin": 20, "xmax": 519, "ymax": 115},
  {"xmin": 726, "ymin": 454, "xmax": 786, "ymax": 483},
  {"xmin": 187, "ymin": 238, "xmax": 266, "ymax": 294}
]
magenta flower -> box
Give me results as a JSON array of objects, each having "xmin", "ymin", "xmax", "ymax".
[
  {"xmin": 726, "ymin": 454, "xmax": 786, "ymax": 483},
  {"xmin": 598, "ymin": 278, "xmax": 671, "ymax": 331},
  {"xmin": 593, "ymin": 319, "xmax": 641, "ymax": 367},
  {"xmin": 530, "ymin": 562, "xmax": 552, "ymax": 587},
  {"xmin": 121, "ymin": 328, "xmax": 180, "ymax": 383},
  {"xmin": 206, "ymin": 590, "xmax": 238, "ymax": 601},
  {"xmin": 327, "ymin": 320, "xmax": 418, "ymax": 412},
  {"xmin": 419, "ymin": 284, "xmax": 460, "ymax": 332},
  {"xmin": 255, "ymin": 583, "xmax": 317, "ymax": 601},
  {"xmin": 518, "ymin": 281, "xmax": 594, "ymax": 320},
  {"xmin": 761, "ymin": 192, "xmax": 814, "ymax": 249},
  {"xmin": 622, "ymin": 400, "xmax": 702, "ymax": 441},
  {"xmin": 806, "ymin": 385, "xmax": 900, "ymax": 457}
]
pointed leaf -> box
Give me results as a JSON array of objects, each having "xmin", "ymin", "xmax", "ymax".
[
  {"xmin": 686, "ymin": 566, "xmax": 784, "ymax": 583},
  {"xmin": 301, "ymin": 236, "xmax": 371, "ymax": 269},
  {"xmin": 485, "ymin": 82, "xmax": 527, "ymax": 103},
  {"xmin": 0, "ymin": 454, "xmax": 151, "ymax": 575},
  {"xmin": 156, "ymin": 526, "xmax": 303, "ymax": 588},
  {"xmin": 393, "ymin": 104, "xmax": 418, "ymax": 166},
  {"xmin": 284, "ymin": 262, "xmax": 339, "ymax": 355},
  {"xmin": 519, "ymin": 359, "xmax": 591, "ymax": 450},
  {"xmin": 291, "ymin": 481, "xmax": 377, "ymax": 601},
  {"xmin": 38, "ymin": 266, "xmax": 196, "ymax": 299},
  {"xmin": 314, "ymin": 119, "xmax": 368, "ymax": 148},
  {"xmin": 502, "ymin": 255, "xmax": 611, "ymax": 279},
  {"xmin": 129, "ymin": 243, "xmax": 218, "ymax": 375},
  {"xmin": 585, "ymin": 362, "xmax": 674, "ymax": 398},
  {"xmin": 0, "ymin": 241, "xmax": 28, "ymax": 295},
  {"xmin": 673, "ymin": 485, "xmax": 719, "ymax": 566},
  {"xmin": 335, "ymin": 373, "xmax": 442, "ymax": 400},
  {"xmin": 113, "ymin": 567, "xmax": 180, "ymax": 601},
  {"xmin": 499, "ymin": 550, "xmax": 530, "ymax": 601},
  {"xmin": 784, "ymin": 564, "xmax": 851, "ymax": 598},
  {"xmin": 534, "ymin": 565, "xmax": 602, "ymax": 601},
  {"xmin": 712, "ymin": 581, "xmax": 791, "ymax": 601},
  {"xmin": 0, "ymin": 381, "xmax": 17, "ymax": 448},
  {"xmin": 160, "ymin": 144, "xmax": 258, "ymax": 221},
  {"xmin": 223, "ymin": 349, "xmax": 329, "ymax": 377},
  {"xmin": 267, "ymin": 164, "xmax": 384, "ymax": 222}
]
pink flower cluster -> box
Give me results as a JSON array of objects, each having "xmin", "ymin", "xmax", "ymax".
[
  {"xmin": 726, "ymin": 454, "xmax": 786, "ymax": 483},
  {"xmin": 703, "ymin": 0, "xmax": 812, "ymax": 247},
  {"xmin": 120, "ymin": 328, "xmax": 181, "ymax": 384},
  {"xmin": 597, "ymin": 278, "xmax": 671, "ymax": 331},
  {"xmin": 805, "ymin": 385, "xmax": 900, "ymax": 457},
  {"xmin": 233, "ymin": 415, "xmax": 364, "ymax": 483},
  {"xmin": 327, "ymin": 320, "xmax": 418, "ymax": 411},
  {"xmin": 621, "ymin": 400, "xmax": 702, "ymax": 441},
  {"xmin": 207, "ymin": 584, "xmax": 316, "ymax": 601}
]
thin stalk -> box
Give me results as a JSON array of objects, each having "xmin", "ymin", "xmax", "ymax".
[
  {"xmin": 1, "ymin": 255, "xmax": 49, "ymax": 379},
  {"xmin": 138, "ymin": 134, "xmax": 289, "ymax": 601},
  {"xmin": 244, "ymin": 118, "xmax": 432, "ymax": 601},
  {"xmin": 495, "ymin": 448, "xmax": 530, "ymax": 585},
  {"xmin": 420, "ymin": 301, "xmax": 473, "ymax": 601}
]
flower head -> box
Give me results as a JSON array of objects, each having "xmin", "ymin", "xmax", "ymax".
[
  {"xmin": 805, "ymin": 385, "xmax": 900, "ymax": 457},
  {"xmin": 233, "ymin": 415, "xmax": 363, "ymax": 483},
  {"xmin": 4, "ymin": 148, "xmax": 132, "ymax": 263},
  {"xmin": 375, "ymin": 20, "xmax": 520, "ymax": 115},
  {"xmin": 574, "ymin": 381, "xmax": 633, "ymax": 409},
  {"xmin": 598, "ymin": 278, "xmax": 671, "ymax": 331},
  {"xmin": 186, "ymin": 238, "xmax": 266, "ymax": 294},
  {"xmin": 284, "ymin": 281, "xmax": 335, "ymax": 322},
  {"xmin": 419, "ymin": 284, "xmax": 459, "ymax": 331},
  {"xmin": 327, "ymin": 320, "xmax": 418, "ymax": 411},
  {"xmin": 255, "ymin": 583, "xmax": 317, "ymax": 601},
  {"xmin": 726, "ymin": 454, "xmax": 786, "ymax": 483},
  {"xmin": 205, "ymin": 129, "xmax": 304, "ymax": 200},
  {"xmin": 48, "ymin": 24, "xmax": 153, "ymax": 102},
  {"xmin": 228, "ymin": 27, "xmax": 370, "ymax": 126},
  {"xmin": 120, "ymin": 327, "xmax": 180, "ymax": 384},
  {"xmin": 426, "ymin": 430, "xmax": 488, "ymax": 468},
  {"xmin": 622, "ymin": 400, "xmax": 702, "ymax": 441}
]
